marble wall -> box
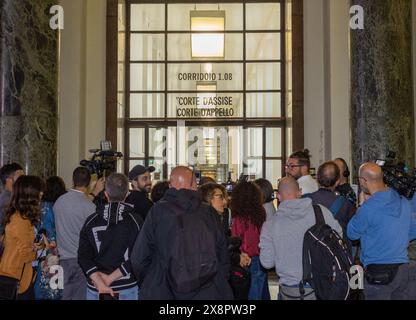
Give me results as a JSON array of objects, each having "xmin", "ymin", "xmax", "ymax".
[
  {"xmin": 0, "ymin": 0, "xmax": 58, "ymax": 177},
  {"xmin": 351, "ymin": 0, "xmax": 414, "ymax": 176}
]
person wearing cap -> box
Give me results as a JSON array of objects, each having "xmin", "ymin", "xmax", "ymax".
[{"xmin": 126, "ymin": 165, "xmax": 155, "ymax": 221}]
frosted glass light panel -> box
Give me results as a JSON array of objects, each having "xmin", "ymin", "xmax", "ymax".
[
  {"xmin": 246, "ymin": 3, "xmax": 281, "ymax": 30},
  {"xmin": 129, "ymin": 128, "xmax": 145, "ymax": 158},
  {"xmin": 130, "ymin": 34, "xmax": 165, "ymax": 61},
  {"xmin": 246, "ymin": 33, "xmax": 280, "ymax": 60},
  {"xmin": 191, "ymin": 11, "xmax": 225, "ymax": 59},
  {"xmin": 130, "ymin": 94, "xmax": 165, "ymax": 118},
  {"xmin": 246, "ymin": 63, "xmax": 280, "ymax": 91},
  {"xmin": 167, "ymin": 93, "xmax": 243, "ymax": 118},
  {"xmin": 266, "ymin": 128, "xmax": 282, "ymax": 157},
  {"xmin": 129, "ymin": 160, "xmax": 145, "ymax": 171},
  {"xmin": 130, "ymin": 4, "xmax": 165, "ymax": 31},
  {"xmin": 168, "ymin": 4, "xmax": 242, "ymax": 30},
  {"xmin": 245, "ymin": 128, "xmax": 263, "ymax": 157},
  {"xmin": 246, "ymin": 93, "xmax": 281, "ymax": 118},
  {"xmin": 168, "ymin": 34, "xmax": 243, "ymax": 61},
  {"xmin": 167, "ymin": 63, "xmax": 243, "ymax": 91},
  {"xmin": 149, "ymin": 128, "xmax": 166, "ymax": 158},
  {"xmin": 130, "ymin": 63, "xmax": 165, "ymax": 91},
  {"xmin": 266, "ymin": 160, "xmax": 282, "ymax": 188}
]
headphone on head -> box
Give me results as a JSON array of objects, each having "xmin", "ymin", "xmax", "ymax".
[
  {"xmin": 335, "ymin": 158, "xmax": 350, "ymax": 178},
  {"xmin": 343, "ymin": 167, "xmax": 350, "ymax": 178}
]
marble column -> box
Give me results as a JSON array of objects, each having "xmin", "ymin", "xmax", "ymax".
[
  {"xmin": 350, "ymin": 0, "xmax": 414, "ymax": 177},
  {"xmin": 0, "ymin": 0, "xmax": 58, "ymax": 177}
]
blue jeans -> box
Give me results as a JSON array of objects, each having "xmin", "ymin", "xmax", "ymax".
[
  {"xmin": 248, "ymin": 256, "xmax": 270, "ymax": 300},
  {"xmin": 87, "ymin": 286, "xmax": 139, "ymax": 300}
]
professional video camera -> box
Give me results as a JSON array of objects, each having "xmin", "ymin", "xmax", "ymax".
[
  {"xmin": 376, "ymin": 151, "xmax": 416, "ymax": 199},
  {"xmin": 80, "ymin": 141, "xmax": 123, "ymax": 178}
]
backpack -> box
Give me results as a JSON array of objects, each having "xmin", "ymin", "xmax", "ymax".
[
  {"xmin": 167, "ymin": 202, "xmax": 218, "ymax": 294},
  {"xmin": 301, "ymin": 205, "xmax": 353, "ymax": 300},
  {"xmin": 329, "ymin": 196, "xmax": 346, "ymax": 217}
]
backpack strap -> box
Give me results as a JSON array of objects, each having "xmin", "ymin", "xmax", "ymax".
[
  {"xmin": 329, "ymin": 196, "xmax": 346, "ymax": 217},
  {"xmin": 300, "ymin": 204, "xmax": 324, "ymax": 299},
  {"xmin": 312, "ymin": 204, "xmax": 325, "ymax": 226}
]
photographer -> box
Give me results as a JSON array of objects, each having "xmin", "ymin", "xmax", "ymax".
[
  {"xmin": 126, "ymin": 165, "xmax": 155, "ymax": 221},
  {"xmin": 347, "ymin": 163, "xmax": 416, "ymax": 300}
]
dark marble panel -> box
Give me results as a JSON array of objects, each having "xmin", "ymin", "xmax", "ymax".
[
  {"xmin": 0, "ymin": 0, "xmax": 58, "ymax": 177},
  {"xmin": 350, "ymin": 0, "xmax": 414, "ymax": 178}
]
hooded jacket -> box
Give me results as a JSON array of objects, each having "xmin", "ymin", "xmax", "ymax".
[
  {"xmin": 348, "ymin": 188, "xmax": 414, "ymax": 267},
  {"xmin": 130, "ymin": 188, "xmax": 233, "ymax": 300},
  {"xmin": 259, "ymin": 198, "xmax": 342, "ymax": 286},
  {"xmin": 78, "ymin": 202, "xmax": 143, "ymax": 292}
]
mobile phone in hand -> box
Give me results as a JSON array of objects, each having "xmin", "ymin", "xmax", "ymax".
[{"xmin": 99, "ymin": 293, "xmax": 119, "ymax": 300}]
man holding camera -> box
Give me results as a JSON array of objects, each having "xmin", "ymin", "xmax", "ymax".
[
  {"xmin": 126, "ymin": 165, "xmax": 155, "ymax": 221},
  {"xmin": 347, "ymin": 162, "xmax": 416, "ymax": 300},
  {"xmin": 78, "ymin": 173, "xmax": 142, "ymax": 300}
]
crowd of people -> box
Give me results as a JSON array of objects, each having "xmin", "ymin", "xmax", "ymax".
[{"xmin": 1, "ymin": 148, "xmax": 416, "ymax": 300}]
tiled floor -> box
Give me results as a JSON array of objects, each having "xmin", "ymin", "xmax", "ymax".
[{"xmin": 268, "ymin": 272, "xmax": 279, "ymax": 300}]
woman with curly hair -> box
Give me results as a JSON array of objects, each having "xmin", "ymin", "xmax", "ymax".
[
  {"xmin": 0, "ymin": 176, "xmax": 45, "ymax": 300},
  {"xmin": 230, "ymin": 181, "xmax": 269, "ymax": 300}
]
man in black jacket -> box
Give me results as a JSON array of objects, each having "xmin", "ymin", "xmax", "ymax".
[
  {"xmin": 131, "ymin": 166, "xmax": 234, "ymax": 300},
  {"xmin": 126, "ymin": 165, "xmax": 155, "ymax": 221},
  {"xmin": 306, "ymin": 161, "xmax": 355, "ymax": 231},
  {"xmin": 78, "ymin": 173, "xmax": 143, "ymax": 300}
]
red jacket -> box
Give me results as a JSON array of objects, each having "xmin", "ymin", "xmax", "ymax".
[{"xmin": 231, "ymin": 217, "xmax": 262, "ymax": 257}]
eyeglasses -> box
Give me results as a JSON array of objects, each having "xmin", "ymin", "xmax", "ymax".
[
  {"xmin": 285, "ymin": 164, "xmax": 304, "ymax": 170},
  {"xmin": 213, "ymin": 193, "xmax": 225, "ymax": 200}
]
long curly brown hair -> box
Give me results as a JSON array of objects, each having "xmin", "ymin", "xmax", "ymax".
[
  {"xmin": 3, "ymin": 175, "xmax": 45, "ymax": 227},
  {"xmin": 230, "ymin": 181, "xmax": 266, "ymax": 229}
]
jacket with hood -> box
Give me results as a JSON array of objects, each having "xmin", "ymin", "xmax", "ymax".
[
  {"xmin": 78, "ymin": 202, "xmax": 143, "ymax": 292},
  {"xmin": 347, "ymin": 188, "xmax": 416, "ymax": 267},
  {"xmin": 259, "ymin": 198, "xmax": 342, "ymax": 286},
  {"xmin": 130, "ymin": 188, "xmax": 234, "ymax": 300}
]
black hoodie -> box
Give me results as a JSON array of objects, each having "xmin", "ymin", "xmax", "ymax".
[
  {"xmin": 78, "ymin": 202, "xmax": 143, "ymax": 292},
  {"xmin": 131, "ymin": 188, "xmax": 234, "ymax": 300}
]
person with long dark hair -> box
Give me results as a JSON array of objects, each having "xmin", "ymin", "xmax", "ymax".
[
  {"xmin": 39, "ymin": 176, "xmax": 67, "ymax": 245},
  {"xmin": 0, "ymin": 176, "xmax": 45, "ymax": 300},
  {"xmin": 150, "ymin": 181, "xmax": 170, "ymax": 203},
  {"xmin": 34, "ymin": 176, "xmax": 67, "ymax": 300},
  {"xmin": 199, "ymin": 183, "xmax": 252, "ymax": 300},
  {"xmin": 254, "ymin": 179, "xmax": 277, "ymax": 221},
  {"xmin": 230, "ymin": 181, "xmax": 269, "ymax": 300}
]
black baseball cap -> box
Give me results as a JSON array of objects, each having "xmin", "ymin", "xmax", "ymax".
[{"xmin": 128, "ymin": 165, "xmax": 155, "ymax": 181}]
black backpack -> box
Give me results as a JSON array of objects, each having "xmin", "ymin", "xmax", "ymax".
[
  {"xmin": 167, "ymin": 202, "xmax": 218, "ymax": 294},
  {"xmin": 301, "ymin": 205, "xmax": 353, "ymax": 300}
]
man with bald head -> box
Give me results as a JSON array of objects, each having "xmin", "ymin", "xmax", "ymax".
[
  {"xmin": 260, "ymin": 177, "xmax": 342, "ymax": 300},
  {"xmin": 348, "ymin": 162, "xmax": 416, "ymax": 300},
  {"xmin": 131, "ymin": 166, "xmax": 233, "ymax": 300}
]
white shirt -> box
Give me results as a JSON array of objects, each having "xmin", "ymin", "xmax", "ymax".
[{"xmin": 297, "ymin": 175, "xmax": 319, "ymax": 196}]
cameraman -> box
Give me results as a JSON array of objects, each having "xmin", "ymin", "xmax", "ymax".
[
  {"xmin": 126, "ymin": 165, "xmax": 155, "ymax": 221},
  {"xmin": 347, "ymin": 163, "xmax": 416, "ymax": 300}
]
